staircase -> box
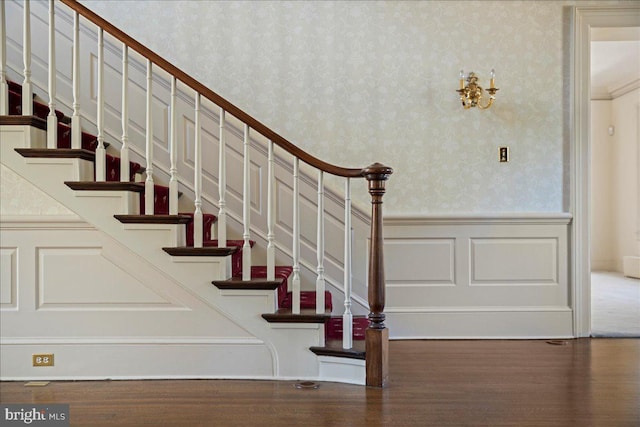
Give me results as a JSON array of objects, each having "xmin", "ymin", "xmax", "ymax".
[{"xmin": 0, "ymin": 0, "xmax": 391, "ymax": 386}]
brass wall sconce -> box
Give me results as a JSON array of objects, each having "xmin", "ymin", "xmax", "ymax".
[{"xmin": 457, "ymin": 69, "xmax": 499, "ymax": 109}]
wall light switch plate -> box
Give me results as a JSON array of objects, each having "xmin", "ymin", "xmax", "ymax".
[{"xmin": 499, "ymin": 147, "xmax": 509, "ymax": 162}]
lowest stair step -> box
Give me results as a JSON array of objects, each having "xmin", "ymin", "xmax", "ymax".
[{"xmin": 309, "ymin": 340, "xmax": 366, "ymax": 360}]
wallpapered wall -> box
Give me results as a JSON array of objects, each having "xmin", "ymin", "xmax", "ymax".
[
  {"xmin": 78, "ymin": 0, "xmax": 624, "ymax": 215},
  {"xmin": 0, "ymin": 165, "xmax": 73, "ymax": 215}
]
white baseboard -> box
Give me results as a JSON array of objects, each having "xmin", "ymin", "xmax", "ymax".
[
  {"xmin": 387, "ymin": 307, "xmax": 573, "ymax": 339},
  {"xmin": 0, "ymin": 338, "xmax": 273, "ymax": 380}
]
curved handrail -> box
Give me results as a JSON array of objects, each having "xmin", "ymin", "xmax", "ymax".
[{"xmin": 59, "ymin": 0, "xmax": 364, "ymax": 178}]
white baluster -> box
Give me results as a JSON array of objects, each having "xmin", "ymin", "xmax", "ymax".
[
  {"xmin": 266, "ymin": 140, "xmax": 275, "ymax": 281},
  {"xmin": 0, "ymin": 0, "xmax": 7, "ymax": 115},
  {"xmin": 144, "ymin": 60, "xmax": 154, "ymax": 214},
  {"xmin": 291, "ymin": 158, "xmax": 301, "ymax": 314},
  {"xmin": 21, "ymin": 0, "xmax": 32, "ymax": 116},
  {"xmin": 71, "ymin": 11, "xmax": 80, "ymax": 149},
  {"xmin": 193, "ymin": 93, "xmax": 203, "ymax": 247},
  {"xmin": 343, "ymin": 178, "xmax": 353, "ymax": 349},
  {"xmin": 94, "ymin": 29, "xmax": 105, "ymax": 181},
  {"xmin": 46, "ymin": 0, "xmax": 56, "ymax": 148},
  {"xmin": 242, "ymin": 124, "xmax": 252, "ymax": 280},
  {"xmin": 169, "ymin": 77, "xmax": 178, "ymax": 214},
  {"xmin": 316, "ymin": 171, "xmax": 326, "ymax": 314},
  {"xmin": 119, "ymin": 44, "xmax": 129, "ymax": 182},
  {"xmin": 217, "ymin": 108, "xmax": 227, "ymax": 247}
]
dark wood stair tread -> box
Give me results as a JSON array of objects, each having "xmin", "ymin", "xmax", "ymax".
[
  {"xmin": 213, "ymin": 266, "xmax": 293, "ymax": 290},
  {"xmin": 65, "ymin": 181, "xmax": 144, "ymax": 192},
  {"xmin": 16, "ymin": 148, "xmax": 95, "ymax": 161},
  {"xmin": 262, "ymin": 308, "xmax": 331, "ymax": 324},
  {"xmin": 213, "ymin": 278, "xmax": 283, "ymax": 290},
  {"xmin": 162, "ymin": 246, "xmax": 239, "ymax": 257},
  {"xmin": 0, "ymin": 115, "xmax": 47, "ymax": 129},
  {"xmin": 115, "ymin": 214, "xmax": 193, "ymax": 224},
  {"xmin": 309, "ymin": 339, "xmax": 366, "ymax": 360}
]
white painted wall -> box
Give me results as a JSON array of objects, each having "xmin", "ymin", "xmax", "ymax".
[
  {"xmin": 611, "ymin": 88, "xmax": 640, "ymax": 273},
  {"xmin": 591, "ymin": 100, "xmax": 615, "ymax": 271},
  {"xmin": 591, "ymin": 88, "xmax": 640, "ymax": 273}
]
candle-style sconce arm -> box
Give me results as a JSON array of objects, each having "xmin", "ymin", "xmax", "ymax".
[{"xmin": 457, "ymin": 70, "xmax": 499, "ymax": 110}]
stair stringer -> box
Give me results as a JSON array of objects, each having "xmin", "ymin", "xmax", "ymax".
[{"xmin": 0, "ymin": 125, "xmax": 365, "ymax": 383}]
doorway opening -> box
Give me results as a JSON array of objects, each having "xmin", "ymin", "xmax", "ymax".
[
  {"xmin": 589, "ymin": 27, "xmax": 640, "ymax": 337},
  {"xmin": 572, "ymin": 6, "xmax": 640, "ymax": 338}
]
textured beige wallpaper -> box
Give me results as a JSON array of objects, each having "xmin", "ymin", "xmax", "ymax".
[
  {"xmin": 78, "ymin": 0, "xmax": 627, "ymax": 215},
  {"xmin": 0, "ymin": 165, "xmax": 73, "ymax": 215}
]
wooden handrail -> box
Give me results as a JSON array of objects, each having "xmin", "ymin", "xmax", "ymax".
[{"xmin": 59, "ymin": 0, "xmax": 363, "ymax": 178}]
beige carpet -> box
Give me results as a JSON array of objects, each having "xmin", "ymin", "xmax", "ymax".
[{"xmin": 591, "ymin": 271, "xmax": 640, "ymax": 337}]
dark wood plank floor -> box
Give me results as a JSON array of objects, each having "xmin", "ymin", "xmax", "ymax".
[{"xmin": 1, "ymin": 339, "xmax": 639, "ymax": 426}]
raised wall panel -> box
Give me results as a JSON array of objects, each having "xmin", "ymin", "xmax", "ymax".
[
  {"xmin": 89, "ymin": 49, "xmax": 137, "ymax": 139},
  {"xmin": 276, "ymin": 178, "xmax": 345, "ymax": 264},
  {"xmin": 125, "ymin": 72, "xmax": 170, "ymax": 150},
  {"xmin": 55, "ymin": 31, "xmax": 74, "ymax": 86},
  {"xmin": 385, "ymin": 238, "xmax": 455, "ymax": 286},
  {"xmin": 0, "ymin": 248, "xmax": 18, "ymax": 309},
  {"xmin": 37, "ymin": 247, "xmax": 171, "ymax": 308},
  {"xmin": 298, "ymin": 191, "xmax": 320, "ymax": 248},
  {"xmin": 183, "ymin": 116, "xmax": 221, "ymax": 184},
  {"xmin": 323, "ymin": 211, "xmax": 347, "ymax": 267},
  {"xmin": 276, "ymin": 179, "xmax": 294, "ymax": 234},
  {"xmin": 201, "ymin": 131, "xmax": 262, "ymax": 210},
  {"xmin": 470, "ymin": 238, "xmax": 558, "ymax": 285}
]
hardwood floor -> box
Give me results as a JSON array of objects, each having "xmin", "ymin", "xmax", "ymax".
[{"xmin": 1, "ymin": 339, "xmax": 639, "ymax": 426}]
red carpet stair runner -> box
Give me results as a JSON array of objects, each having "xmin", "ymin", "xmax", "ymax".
[{"xmin": 4, "ymin": 81, "xmax": 366, "ymax": 357}]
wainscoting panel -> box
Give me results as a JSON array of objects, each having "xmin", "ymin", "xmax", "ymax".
[
  {"xmin": 36, "ymin": 247, "xmax": 171, "ymax": 308},
  {"xmin": 0, "ymin": 217, "xmax": 272, "ymax": 379},
  {"xmin": 385, "ymin": 238, "xmax": 455, "ymax": 285},
  {"xmin": 0, "ymin": 248, "xmax": 17, "ymax": 309},
  {"xmin": 384, "ymin": 214, "xmax": 572, "ymax": 338},
  {"xmin": 470, "ymin": 238, "xmax": 558, "ymax": 284}
]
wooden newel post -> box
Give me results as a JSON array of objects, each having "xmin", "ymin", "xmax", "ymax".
[{"xmin": 362, "ymin": 162, "xmax": 393, "ymax": 387}]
